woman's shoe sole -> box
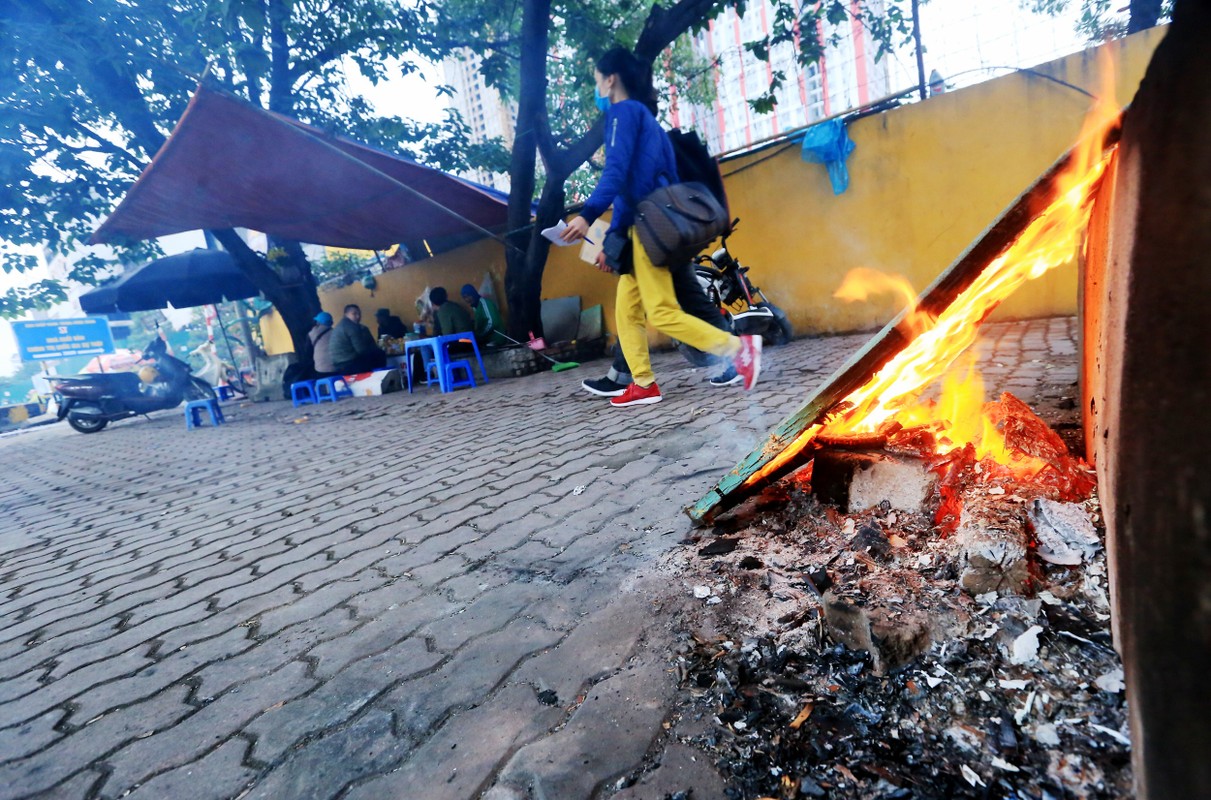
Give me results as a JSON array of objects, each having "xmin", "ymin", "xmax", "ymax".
[{"xmin": 611, "ymin": 396, "xmax": 663, "ymax": 407}]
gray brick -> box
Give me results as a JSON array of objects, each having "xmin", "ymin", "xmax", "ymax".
[
  {"xmin": 492, "ymin": 654, "xmax": 674, "ymax": 798},
  {"xmin": 385, "ymin": 617, "xmax": 563, "ymax": 744},
  {"xmin": 101, "ymin": 661, "xmax": 314, "ymax": 796},
  {"xmin": 244, "ymin": 637, "xmax": 444, "ymax": 764},
  {"xmin": 418, "ymin": 583, "xmax": 545, "ymax": 653},
  {"xmin": 243, "ymin": 709, "xmax": 398, "ymax": 800},
  {"xmin": 118, "ymin": 737, "xmax": 258, "ymax": 800},
  {"xmin": 307, "ymin": 592, "xmax": 458, "ymax": 680},
  {"xmin": 0, "ymin": 320, "xmax": 1076, "ymax": 800},
  {"xmin": 344, "ymin": 683, "xmax": 564, "ymax": 800},
  {"xmin": 68, "ymin": 626, "xmax": 252, "ymax": 724},
  {"xmin": 0, "ymin": 706, "xmax": 66, "ymax": 763},
  {"xmin": 0, "ymin": 685, "xmax": 193, "ymax": 800},
  {"xmin": 512, "ymin": 593, "xmax": 651, "ymax": 704}
]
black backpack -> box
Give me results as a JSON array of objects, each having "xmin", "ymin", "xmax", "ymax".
[{"xmin": 667, "ymin": 129, "xmax": 731, "ymax": 232}]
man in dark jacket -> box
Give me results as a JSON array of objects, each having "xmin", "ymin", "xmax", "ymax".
[
  {"xmin": 330, "ymin": 304, "xmax": 386, "ymax": 373},
  {"xmin": 374, "ymin": 308, "xmax": 408, "ymax": 339}
]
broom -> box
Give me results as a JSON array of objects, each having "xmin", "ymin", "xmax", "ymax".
[{"xmin": 496, "ymin": 331, "xmax": 580, "ymax": 372}]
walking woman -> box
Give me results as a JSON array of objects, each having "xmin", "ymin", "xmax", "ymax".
[{"xmin": 560, "ymin": 47, "xmax": 762, "ymax": 407}]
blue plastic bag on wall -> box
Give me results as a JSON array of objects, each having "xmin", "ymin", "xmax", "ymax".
[{"xmin": 799, "ymin": 119, "xmax": 857, "ymax": 195}]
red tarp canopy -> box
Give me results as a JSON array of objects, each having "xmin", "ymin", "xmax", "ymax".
[{"xmin": 91, "ymin": 85, "xmax": 510, "ymax": 250}]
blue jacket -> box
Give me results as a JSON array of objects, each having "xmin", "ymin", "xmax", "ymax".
[{"xmin": 581, "ymin": 100, "xmax": 679, "ymax": 234}]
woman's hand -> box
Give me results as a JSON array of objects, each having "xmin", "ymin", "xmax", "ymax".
[
  {"xmin": 594, "ymin": 251, "xmax": 612, "ymax": 273},
  {"xmin": 560, "ymin": 216, "xmax": 589, "ymax": 243}
]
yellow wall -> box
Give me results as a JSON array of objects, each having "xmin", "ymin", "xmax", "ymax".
[
  {"xmin": 262, "ymin": 225, "xmax": 620, "ymax": 355},
  {"xmin": 263, "ymin": 238, "xmax": 510, "ymax": 354},
  {"xmin": 263, "ymin": 28, "xmax": 1164, "ymax": 354},
  {"xmin": 720, "ymin": 27, "xmax": 1164, "ymax": 334}
]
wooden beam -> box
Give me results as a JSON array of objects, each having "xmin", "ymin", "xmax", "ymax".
[{"xmin": 687, "ymin": 125, "xmax": 1121, "ymax": 524}]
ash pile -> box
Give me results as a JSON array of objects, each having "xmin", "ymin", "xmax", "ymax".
[{"xmin": 662, "ymin": 392, "xmax": 1129, "ymax": 799}]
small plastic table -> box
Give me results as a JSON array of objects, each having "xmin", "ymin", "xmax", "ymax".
[
  {"xmin": 403, "ymin": 337, "xmax": 446, "ymax": 392},
  {"xmin": 403, "ymin": 334, "xmax": 490, "ymax": 393}
]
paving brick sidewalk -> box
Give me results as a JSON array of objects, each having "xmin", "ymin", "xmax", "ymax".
[{"xmin": 0, "ymin": 319, "xmax": 1080, "ymax": 800}]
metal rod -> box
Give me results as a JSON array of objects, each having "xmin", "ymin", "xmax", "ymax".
[{"xmin": 912, "ymin": 0, "xmax": 927, "ymax": 101}]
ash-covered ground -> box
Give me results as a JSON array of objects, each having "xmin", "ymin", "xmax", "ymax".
[{"xmin": 646, "ymin": 380, "xmax": 1129, "ymax": 800}]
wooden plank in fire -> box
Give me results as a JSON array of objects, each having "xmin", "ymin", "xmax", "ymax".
[{"xmin": 687, "ymin": 126, "xmax": 1120, "ymax": 525}]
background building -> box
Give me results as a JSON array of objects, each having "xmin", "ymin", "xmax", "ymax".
[
  {"xmin": 436, "ymin": 2, "xmax": 1087, "ymax": 165},
  {"xmin": 671, "ymin": 1, "xmax": 898, "ymax": 155},
  {"xmin": 441, "ymin": 50, "xmax": 516, "ymax": 192}
]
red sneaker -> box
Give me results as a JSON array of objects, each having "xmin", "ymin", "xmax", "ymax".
[
  {"xmin": 610, "ymin": 381, "xmax": 663, "ymax": 407},
  {"xmin": 733, "ymin": 335, "xmax": 763, "ymax": 390}
]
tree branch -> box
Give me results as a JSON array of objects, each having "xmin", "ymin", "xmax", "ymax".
[
  {"xmin": 550, "ymin": 117, "xmax": 605, "ymax": 182},
  {"xmin": 66, "ymin": 120, "xmax": 145, "ymax": 170},
  {"xmin": 209, "ymin": 229, "xmax": 284, "ymax": 294},
  {"xmin": 636, "ymin": 0, "xmax": 725, "ymax": 61},
  {"xmin": 535, "ymin": 108, "xmax": 558, "ymax": 168}
]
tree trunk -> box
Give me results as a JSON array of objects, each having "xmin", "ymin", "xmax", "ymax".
[
  {"xmin": 267, "ymin": 0, "xmax": 293, "ymax": 114},
  {"xmin": 209, "ymin": 229, "xmax": 320, "ymax": 359},
  {"xmin": 501, "ymin": 0, "xmax": 734, "ymax": 339},
  {"xmin": 1128, "ymin": 0, "xmax": 1164, "ymax": 33},
  {"xmin": 504, "ymin": 0, "xmax": 552, "ymax": 339}
]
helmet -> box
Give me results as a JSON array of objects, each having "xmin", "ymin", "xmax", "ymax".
[{"xmin": 137, "ymin": 365, "xmax": 160, "ymax": 385}]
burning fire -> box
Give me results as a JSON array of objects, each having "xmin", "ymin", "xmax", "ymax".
[{"xmin": 748, "ymin": 58, "xmax": 1121, "ymax": 488}]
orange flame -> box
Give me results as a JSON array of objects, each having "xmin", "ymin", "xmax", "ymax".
[
  {"xmin": 833, "ymin": 268, "xmax": 935, "ymax": 339},
  {"xmin": 746, "ymin": 54, "xmax": 1120, "ymax": 488}
]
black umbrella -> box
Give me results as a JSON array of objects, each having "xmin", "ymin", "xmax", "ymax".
[{"xmin": 79, "ymin": 249, "xmax": 260, "ymax": 313}]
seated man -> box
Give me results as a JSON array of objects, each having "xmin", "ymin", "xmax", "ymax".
[
  {"xmin": 460, "ymin": 284, "xmax": 508, "ymax": 347},
  {"xmin": 374, "ymin": 308, "xmax": 408, "ymax": 339},
  {"xmin": 309, "ymin": 311, "xmax": 337, "ymax": 377},
  {"xmin": 429, "ymin": 287, "xmax": 474, "ymax": 338},
  {"xmin": 330, "ymin": 304, "xmax": 387, "ymax": 374}
]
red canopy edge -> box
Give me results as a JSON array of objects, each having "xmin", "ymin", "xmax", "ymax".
[{"xmin": 91, "ymin": 84, "xmax": 510, "ymax": 250}]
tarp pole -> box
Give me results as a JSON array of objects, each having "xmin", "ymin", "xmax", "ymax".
[{"xmin": 214, "ymin": 303, "xmax": 244, "ymax": 393}]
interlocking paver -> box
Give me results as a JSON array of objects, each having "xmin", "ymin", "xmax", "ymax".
[
  {"xmin": 118, "ymin": 737, "xmax": 258, "ymax": 800},
  {"xmin": 0, "ymin": 684, "xmax": 194, "ymax": 800},
  {"xmin": 492, "ymin": 654, "xmax": 673, "ymax": 799},
  {"xmin": 342, "ymin": 683, "xmax": 565, "ymax": 800},
  {"xmin": 0, "ymin": 320, "xmax": 1076, "ymax": 799},
  {"xmin": 98, "ymin": 662, "xmax": 314, "ymax": 795}
]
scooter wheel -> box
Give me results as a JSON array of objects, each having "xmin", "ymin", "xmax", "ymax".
[
  {"xmin": 67, "ymin": 414, "xmax": 108, "ymax": 434},
  {"xmin": 759, "ymin": 302, "xmax": 794, "ymax": 346}
]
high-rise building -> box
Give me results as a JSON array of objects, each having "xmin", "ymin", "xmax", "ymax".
[
  {"xmin": 441, "ymin": 50, "xmax": 516, "ymax": 192},
  {"xmin": 671, "ymin": 2, "xmax": 898, "ymax": 155},
  {"xmin": 439, "ymin": 6, "xmax": 901, "ymax": 172}
]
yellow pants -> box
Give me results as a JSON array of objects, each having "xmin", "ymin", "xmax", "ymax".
[{"xmin": 615, "ymin": 230, "xmax": 739, "ymax": 387}]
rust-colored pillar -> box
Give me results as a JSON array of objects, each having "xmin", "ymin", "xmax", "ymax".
[{"xmin": 1082, "ymin": 2, "xmax": 1211, "ymax": 796}]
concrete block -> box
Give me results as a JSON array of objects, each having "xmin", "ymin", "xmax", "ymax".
[
  {"xmin": 957, "ymin": 508, "xmax": 1031, "ymax": 596},
  {"xmin": 812, "ymin": 450, "xmax": 937, "ymax": 513}
]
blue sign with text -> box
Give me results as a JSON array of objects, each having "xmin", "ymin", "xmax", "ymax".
[{"xmin": 11, "ymin": 318, "xmax": 115, "ymax": 361}]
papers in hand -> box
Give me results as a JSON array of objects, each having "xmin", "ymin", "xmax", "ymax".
[
  {"xmin": 541, "ymin": 219, "xmax": 593, "ymax": 247},
  {"xmin": 579, "ymin": 219, "xmax": 610, "ymax": 265}
]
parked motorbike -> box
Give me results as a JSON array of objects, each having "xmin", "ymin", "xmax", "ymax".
[
  {"xmin": 677, "ymin": 219, "xmax": 794, "ymax": 367},
  {"xmin": 53, "ymin": 335, "xmax": 216, "ymax": 433},
  {"xmin": 697, "ymin": 219, "xmax": 793, "ymax": 343}
]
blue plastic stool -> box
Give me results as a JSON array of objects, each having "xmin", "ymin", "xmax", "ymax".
[
  {"xmin": 290, "ymin": 380, "xmax": 317, "ymax": 407},
  {"xmin": 185, "ymin": 399, "xmax": 225, "ymax": 429},
  {"xmin": 215, "ymin": 385, "xmax": 235, "ymax": 400},
  {"xmin": 444, "ymin": 359, "xmax": 477, "ymax": 390},
  {"xmin": 314, "ymin": 376, "xmax": 353, "ymax": 403}
]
